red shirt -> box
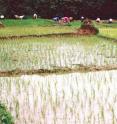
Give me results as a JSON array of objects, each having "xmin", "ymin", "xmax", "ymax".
[{"xmin": 62, "ymin": 17, "xmax": 70, "ymax": 23}]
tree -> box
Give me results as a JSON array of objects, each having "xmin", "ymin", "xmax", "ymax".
[{"xmin": 0, "ymin": 0, "xmax": 116, "ymax": 19}]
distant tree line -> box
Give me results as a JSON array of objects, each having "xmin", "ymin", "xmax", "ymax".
[{"xmin": 0, "ymin": 0, "xmax": 117, "ymax": 19}]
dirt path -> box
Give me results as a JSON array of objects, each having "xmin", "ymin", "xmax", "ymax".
[
  {"xmin": 0, "ymin": 64, "xmax": 117, "ymax": 77},
  {"xmin": 0, "ymin": 33, "xmax": 76, "ymax": 40},
  {"xmin": 0, "ymin": 33, "xmax": 117, "ymax": 43},
  {"xmin": 0, "ymin": 32, "xmax": 106, "ymax": 40}
]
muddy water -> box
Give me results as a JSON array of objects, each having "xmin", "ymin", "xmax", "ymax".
[{"xmin": 0, "ymin": 70, "xmax": 117, "ymax": 124}]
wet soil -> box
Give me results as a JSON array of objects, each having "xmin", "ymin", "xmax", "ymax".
[{"xmin": 0, "ymin": 64, "xmax": 116, "ymax": 77}]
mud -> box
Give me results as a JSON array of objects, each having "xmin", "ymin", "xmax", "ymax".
[
  {"xmin": 0, "ymin": 32, "xmax": 98, "ymax": 40},
  {"xmin": 0, "ymin": 64, "xmax": 116, "ymax": 77},
  {"xmin": 77, "ymin": 19, "xmax": 99, "ymax": 35},
  {"xmin": 0, "ymin": 22, "xmax": 5, "ymax": 28}
]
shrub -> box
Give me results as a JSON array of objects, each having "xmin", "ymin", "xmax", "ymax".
[
  {"xmin": 0, "ymin": 103, "xmax": 14, "ymax": 124},
  {"xmin": 77, "ymin": 19, "xmax": 99, "ymax": 35}
]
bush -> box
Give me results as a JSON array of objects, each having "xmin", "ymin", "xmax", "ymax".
[
  {"xmin": 77, "ymin": 19, "xmax": 99, "ymax": 35},
  {"xmin": 0, "ymin": 103, "xmax": 14, "ymax": 124}
]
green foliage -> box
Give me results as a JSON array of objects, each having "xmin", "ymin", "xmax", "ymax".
[
  {"xmin": 0, "ymin": 103, "xmax": 14, "ymax": 124},
  {"xmin": 1, "ymin": 18, "xmax": 54, "ymax": 27},
  {"xmin": 1, "ymin": 18, "xmax": 81, "ymax": 28},
  {"xmin": 0, "ymin": 0, "xmax": 116, "ymax": 18}
]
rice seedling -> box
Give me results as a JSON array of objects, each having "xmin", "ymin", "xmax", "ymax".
[
  {"xmin": 0, "ymin": 36, "xmax": 116, "ymax": 71},
  {"xmin": 99, "ymin": 28, "xmax": 117, "ymax": 39},
  {"xmin": 0, "ymin": 26, "xmax": 74, "ymax": 37},
  {"xmin": 0, "ymin": 20, "xmax": 117, "ymax": 124},
  {"xmin": 0, "ymin": 70, "xmax": 117, "ymax": 124}
]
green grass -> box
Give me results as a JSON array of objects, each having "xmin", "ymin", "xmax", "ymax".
[
  {"xmin": 95, "ymin": 21, "xmax": 117, "ymax": 28},
  {"xmin": 0, "ymin": 19, "xmax": 80, "ymax": 36},
  {"xmin": 1, "ymin": 18, "xmax": 54, "ymax": 27},
  {"xmin": 1, "ymin": 18, "xmax": 81, "ymax": 27},
  {"xmin": 0, "ymin": 20, "xmax": 117, "ymax": 40},
  {"xmin": 0, "ymin": 103, "xmax": 14, "ymax": 124},
  {"xmin": 94, "ymin": 21, "xmax": 117, "ymax": 39},
  {"xmin": 0, "ymin": 19, "xmax": 117, "ymax": 40},
  {"xmin": 99, "ymin": 28, "xmax": 117, "ymax": 39},
  {"xmin": 0, "ymin": 26, "xmax": 74, "ymax": 37}
]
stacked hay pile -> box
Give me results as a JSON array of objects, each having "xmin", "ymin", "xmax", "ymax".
[{"xmin": 77, "ymin": 19, "xmax": 99, "ymax": 35}]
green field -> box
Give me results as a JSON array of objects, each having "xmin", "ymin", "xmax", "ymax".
[
  {"xmin": 0, "ymin": 19, "xmax": 117, "ymax": 71},
  {"xmin": 0, "ymin": 19, "xmax": 117, "ymax": 39},
  {"xmin": 0, "ymin": 19, "xmax": 117, "ymax": 124},
  {"xmin": 0, "ymin": 36, "xmax": 117, "ymax": 72}
]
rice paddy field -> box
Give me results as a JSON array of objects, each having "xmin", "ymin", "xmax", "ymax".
[{"xmin": 0, "ymin": 19, "xmax": 117, "ymax": 124}]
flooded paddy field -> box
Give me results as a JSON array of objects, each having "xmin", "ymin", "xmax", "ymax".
[
  {"xmin": 0, "ymin": 23, "xmax": 117, "ymax": 124},
  {"xmin": 0, "ymin": 36, "xmax": 117, "ymax": 72},
  {"xmin": 0, "ymin": 70, "xmax": 117, "ymax": 124}
]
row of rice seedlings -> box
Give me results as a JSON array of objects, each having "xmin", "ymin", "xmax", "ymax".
[
  {"xmin": 0, "ymin": 70, "xmax": 117, "ymax": 124},
  {"xmin": 0, "ymin": 38, "xmax": 116, "ymax": 71},
  {"xmin": 0, "ymin": 26, "xmax": 74, "ymax": 37},
  {"xmin": 100, "ymin": 28, "xmax": 117, "ymax": 39}
]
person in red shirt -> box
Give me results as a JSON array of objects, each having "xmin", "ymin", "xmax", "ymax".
[
  {"xmin": 62, "ymin": 17, "xmax": 69, "ymax": 23},
  {"xmin": 61, "ymin": 17, "xmax": 73, "ymax": 24}
]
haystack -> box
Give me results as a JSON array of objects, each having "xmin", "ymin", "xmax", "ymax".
[{"xmin": 77, "ymin": 19, "xmax": 99, "ymax": 35}]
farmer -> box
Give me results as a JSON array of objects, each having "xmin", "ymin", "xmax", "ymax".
[
  {"xmin": 62, "ymin": 17, "xmax": 70, "ymax": 23},
  {"xmin": 81, "ymin": 16, "xmax": 85, "ymax": 22},
  {"xmin": 33, "ymin": 13, "xmax": 38, "ymax": 19},
  {"xmin": 61, "ymin": 17, "xmax": 73, "ymax": 24},
  {"xmin": 53, "ymin": 16, "xmax": 60, "ymax": 22},
  {"xmin": 0, "ymin": 15, "xmax": 4, "ymax": 19},
  {"xmin": 108, "ymin": 18, "xmax": 113, "ymax": 23},
  {"xmin": 14, "ymin": 15, "xmax": 25, "ymax": 20},
  {"xmin": 69, "ymin": 17, "xmax": 73, "ymax": 21},
  {"xmin": 96, "ymin": 18, "xmax": 101, "ymax": 23}
]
